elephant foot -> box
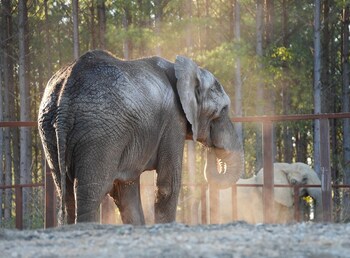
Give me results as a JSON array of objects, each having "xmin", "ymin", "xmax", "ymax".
[
  {"xmin": 76, "ymin": 210, "xmax": 100, "ymax": 223},
  {"xmin": 120, "ymin": 213, "xmax": 145, "ymax": 225}
]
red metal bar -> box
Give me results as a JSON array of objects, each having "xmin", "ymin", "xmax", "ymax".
[
  {"xmin": 262, "ymin": 121, "xmax": 274, "ymax": 223},
  {"xmin": 0, "ymin": 183, "xmax": 44, "ymax": 189},
  {"xmin": 231, "ymin": 184, "xmax": 238, "ymax": 220},
  {"xmin": 231, "ymin": 112, "xmax": 350, "ymax": 123},
  {"xmin": 293, "ymin": 185, "xmax": 301, "ymax": 222},
  {"xmin": 320, "ymin": 119, "xmax": 332, "ymax": 222},
  {"xmin": 15, "ymin": 186, "xmax": 23, "ymax": 230},
  {"xmin": 329, "ymin": 185, "xmax": 350, "ymax": 188},
  {"xmin": 231, "ymin": 184, "xmax": 299, "ymax": 187},
  {"xmin": 232, "ymin": 184, "xmax": 350, "ymax": 188},
  {"xmin": 179, "ymin": 183, "xmax": 350, "ymax": 187},
  {"xmin": 209, "ymin": 184, "xmax": 220, "ymax": 224},
  {"xmin": 201, "ymin": 184, "xmax": 207, "ymax": 224},
  {"xmin": 2, "ymin": 113, "xmax": 350, "ymax": 129},
  {"xmin": 0, "ymin": 121, "xmax": 37, "ymax": 127}
]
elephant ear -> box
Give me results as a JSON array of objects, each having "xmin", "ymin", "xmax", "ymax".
[
  {"xmin": 273, "ymin": 165, "xmax": 294, "ymax": 207},
  {"xmin": 256, "ymin": 163, "xmax": 294, "ymax": 207},
  {"xmin": 174, "ymin": 56, "xmax": 200, "ymax": 141}
]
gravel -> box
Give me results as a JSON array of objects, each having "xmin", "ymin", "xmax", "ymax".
[{"xmin": 1, "ymin": 222, "xmax": 350, "ymax": 258}]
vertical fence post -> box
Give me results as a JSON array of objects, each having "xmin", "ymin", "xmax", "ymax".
[
  {"xmin": 231, "ymin": 184, "xmax": 238, "ymax": 221},
  {"xmin": 294, "ymin": 185, "xmax": 301, "ymax": 222},
  {"xmin": 45, "ymin": 160, "xmax": 56, "ymax": 228},
  {"xmin": 201, "ymin": 183, "xmax": 207, "ymax": 224},
  {"xmin": 209, "ymin": 184, "xmax": 220, "ymax": 224},
  {"xmin": 187, "ymin": 142, "xmax": 197, "ymax": 224},
  {"xmin": 15, "ymin": 186, "xmax": 23, "ymax": 230},
  {"xmin": 320, "ymin": 119, "xmax": 332, "ymax": 222},
  {"xmin": 262, "ymin": 121, "xmax": 274, "ymax": 223}
]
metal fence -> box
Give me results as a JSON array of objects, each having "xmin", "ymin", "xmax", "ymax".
[{"xmin": 1, "ymin": 112, "xmax": 350, "ymax": 229}]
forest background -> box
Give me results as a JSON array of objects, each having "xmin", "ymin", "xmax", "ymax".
[{"xmin": 1, "ymin": 0, "xmax": 350, "ymax": 228}]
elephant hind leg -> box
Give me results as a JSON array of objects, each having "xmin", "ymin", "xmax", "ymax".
[
  {"xmin": 75, "ymin": 183, "xmax": 105, "ymax": 223},
  {"xmin": 110, "ymin": 177, "xmax": 145, "ymax": 225},
  {"xmin": 65, "ymin": 178, "xmax": 76, "ymax": 224}
]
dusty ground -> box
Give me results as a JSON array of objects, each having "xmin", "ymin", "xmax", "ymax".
[{"xmin": 1, "ymin": 222, "xmax": 350, "ymax": 258}]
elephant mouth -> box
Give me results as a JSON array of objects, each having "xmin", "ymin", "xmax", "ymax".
[
  {"xmin": 205, "ymin": 147, "xmax": 243, "ymax": 189},
  {"xmin": 216, "ymin": 158, "xmax": 228, "ymax": 174}
]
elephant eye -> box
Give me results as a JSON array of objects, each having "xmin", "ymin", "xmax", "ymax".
[
  {"xmin": 220, "ymin": 106, "xmax": 228, "ymax": 115},
  {"xmin": 302, "ymin": 177, "xmax": 308, "ymax": 184}
]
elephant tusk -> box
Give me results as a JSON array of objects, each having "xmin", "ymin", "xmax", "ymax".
[{"xmin": 216, "ymin": 159, "xmax": 227, "ymax": 174}]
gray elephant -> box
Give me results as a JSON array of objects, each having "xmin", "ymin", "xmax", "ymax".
[
  {"xmin": 206, "ymin": 162, "xmax": 322, "ymax": 224},
  {"xmin": 38, "ymin": 50, "xmax": 243, "ymax": 225}
]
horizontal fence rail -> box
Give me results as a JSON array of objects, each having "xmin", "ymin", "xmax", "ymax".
[
  {"xmin": 0, "ymin": 183, "xmax": 44, "ymax": 190},
  {"xmin": 231, "ymin": 112, "xmax": 350, "ymax": 122},
  {"xmin": 1, "ymin": 112, "xmax": 350, "ymax": 228},
  {"xmin": 2, "ymin": 112, "xmax": 350, "ymax": 126},
  {"xmin": 0, "ymin": 121, "xmax": 37, "ymax": 127}
]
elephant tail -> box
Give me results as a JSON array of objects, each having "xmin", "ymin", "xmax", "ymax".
[{"xmin": 56, "ymin": 105, "xmax": 72, "ymax": 225}]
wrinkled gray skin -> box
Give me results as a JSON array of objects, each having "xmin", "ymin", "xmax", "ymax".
[{"xmin": 38, "ymin": 50, "xmax": 243, "ymax": 225}]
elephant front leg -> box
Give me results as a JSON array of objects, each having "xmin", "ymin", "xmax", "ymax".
[
  {"xmin": 154, "ymin": 154, "xmax": 182, "ymax": 223},
  {"xmin": 154, "ymin": 178, "xmax": 181, "ymax": 223},
  {"xmin": 111, "ymin": 177, "xmax": 145, "ymax": 225}
]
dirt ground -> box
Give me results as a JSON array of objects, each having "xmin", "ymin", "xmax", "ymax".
[{"xmin": 1, "ymin": 222, "xmax": 350, "ymax": 258}]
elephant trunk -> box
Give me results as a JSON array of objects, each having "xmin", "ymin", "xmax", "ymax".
[
  {"xmin": 204, "ymin": 116, "xmax": 244, "ymax": 189},
  {"xmin": 205, "ymin": 148, "xmax": 243, "ymax": 189},
  {"xmin": 308, "ymin": 188, "xmax": 323, "ymax": 221}
]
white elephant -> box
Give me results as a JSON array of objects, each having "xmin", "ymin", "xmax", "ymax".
[{"xmin": 209, "ymin": 162, "xmax": 322, "ymax": 224}]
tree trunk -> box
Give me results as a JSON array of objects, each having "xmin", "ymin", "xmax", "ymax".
[
  {"xmin": 57, "ymin": 22, "xmax": 62, "ymax": 66},
  {"xmin": 233, "ymin": 0, "xmax": 245, "ymax": 171},
  {"xmin": 154, "ymin": 0, "xmax": 163, "ymax": 55},
  {"xmin": 18, "ymin": 0, "xmax": 32, "ymax": 226},
  {"xmin": 185, "ymin": 0, "xmax": 193, "ymax": 54},
  {"xmin": 122, "ymin": 5, "xmax": 132, "ymax": 60},
  {"xmin": 342, "ymin": 4, "xmax": 350, "ymax": 222},
  {"xmin": 44, "ymin": 0, "xmax": 52, "ymax": 78},
  {"xmin": 282, "ymin": 0, "xmax": 292, "ymax": 163},
  {"xmin": 322, "ymin": 0, "xmax": 331, "ymax": 114},
  {"xmin": 97, "ymin": 0, "xmax": 106, "ymax": 49},
  {"xmin": 153, "ymin": 0, "xmax": 171, "ymax": 55},
  {"xmin": 89, "ymin": 1, "xmax": 97, "ymax": 49},
  {"xmin": 265, "ymin": 0, "xmax": 274, "ymax": 45},
  {"xmin": 72, "ymin": 0, "xmax": 80, "ymax": 59},
  {"xmin": 313, "ymin": 0, "xmax": 322, "ymax": 177},
  {"xmin": 255, "ymin": 0, "xmax": 264, "ymax": 171},
  {"xmin": 0, "ymin": 3, "xmax": 4, "ymax": 224},
  {"xmin": 204, "ymin": 0, "xmax": 210, "ymax": 50},
  {"xmin": 2, "ymin": 0, "xmax": 14, "ymax": 222},
  {"xmin": 296, "ymin": 130, "xmax": 308, "ymax": 163}
]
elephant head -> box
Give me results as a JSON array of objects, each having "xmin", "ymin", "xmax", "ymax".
[
  {"xmin": 255, "ymin": 163, "xmax": 323, "ymax": 221},
  {"xmin": 285, "ymin": 163, "xmax": 323, "ymax": 221},
  {"xmin": 174, "ymin": 56, "xmax": 244, "ymax": 188}
]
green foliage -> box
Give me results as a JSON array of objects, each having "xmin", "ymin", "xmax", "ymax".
[{"xmin": 22, "ymin": 0, "xmax": 344, "ymax": 175}]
